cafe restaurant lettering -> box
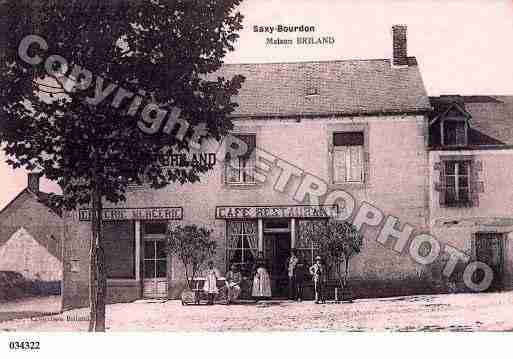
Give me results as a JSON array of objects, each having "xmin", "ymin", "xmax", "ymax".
[{"xmin": 215, "ymin": 205, "xmax": 338, "ymax": 219}]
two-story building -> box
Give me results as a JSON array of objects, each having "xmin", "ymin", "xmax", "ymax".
[
  {"xmin": 428, "ymin": 95, "xmax": 513, "ymax": 292},
  {"xmin": 61, "ymin": 25, "xmax": 513, "ymax": 309}
]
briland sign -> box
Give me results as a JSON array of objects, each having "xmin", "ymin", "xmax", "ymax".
[
  {"xmin": 215, "ymin": 205, "xmax": 338, "ymax": 219},
  {"xmin": 79, "ymin": 207, "xmax": 183, "ymax": 221}
]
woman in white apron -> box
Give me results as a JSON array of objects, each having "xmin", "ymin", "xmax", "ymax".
[{"xmin": 252, "ymin": 256, "xmax": 272, "ymax": 300}]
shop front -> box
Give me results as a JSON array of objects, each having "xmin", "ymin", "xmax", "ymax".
[
  {"xmin": 217, "ymin": 205, "xmax": 337, "ymax": 298},
  {"xmin": 78, "ymin": 207, "xmax": 183, "ymax": 300}
]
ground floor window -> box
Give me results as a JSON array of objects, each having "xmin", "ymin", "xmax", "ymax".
[
  {"xmin": 296, "ymin": 220, "xmax": 326, "ymax": 266},
  {"xmin": 103, "ymin": 221, "xmax": 136, "ymax": 279},
  {"xmin": 226, "ymin": 220, "xmax": 258, "ymax": 269}
]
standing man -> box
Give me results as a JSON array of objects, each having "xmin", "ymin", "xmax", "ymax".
[
  {"xmin": 294, "ymin": 257, "xmax": 307, "ymax": 302},
  {"xmin": 285, "ymin": 250, "xmax": 299, "ymax": 300},
  {"xmin": 309, "ymin": 256, "xmax": 326, "ymax": 304}
]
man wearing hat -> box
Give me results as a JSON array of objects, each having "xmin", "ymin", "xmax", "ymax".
[{"xmin": 309, "ymin": 256, "xmax": 326, "ymax": 304}]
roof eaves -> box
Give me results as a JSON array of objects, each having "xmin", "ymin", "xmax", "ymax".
[{"xmin": 230, "ymin": 109, "xmax": 432, "ymax": 120}]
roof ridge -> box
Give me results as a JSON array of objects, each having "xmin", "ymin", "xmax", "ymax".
[{"xmin": 221, "ymin": 57, "xmax": 402, "ymax": 67}]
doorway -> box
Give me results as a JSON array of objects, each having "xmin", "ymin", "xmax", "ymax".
[
  {"xmin": 475, "ymin": 232, "xmax": 505, "ymax": 291},
  {"xmin": 264, "ymin": 232, "xmax": 291, "ymax": 298},
  {"xmin": 142, "ymin": 222, "xmax": 168, "ymax": 298}
]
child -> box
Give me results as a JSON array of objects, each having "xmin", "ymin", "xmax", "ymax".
[{"xmin": 203, "ymin": 261, "xmax": 220, "ymax": 305}]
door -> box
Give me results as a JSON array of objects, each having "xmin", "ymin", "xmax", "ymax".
[
  {"xmin": 475, "ymin": 233, "xmax": 504, "ymax": 291},
  {"xmin": 264, "ymin": 233, "xmax": 291, "ymax": 297},
  {"xmin": 143, "ymin": 238, "xmax": 168, "ymax": 298}
]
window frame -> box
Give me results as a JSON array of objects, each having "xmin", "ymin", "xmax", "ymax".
[
  {"xmin": 441, "ymin": 118, "xmax": 468, "ymax": 147},
  {"xmin": 331, "ymin": 131, "xmax": 365, "ymax": 184},
  {"xmin": 225, "ymin": 133, "xmax": 257, "ymax": 185},
  {"xmin": 437, "ymin": 155, "xmax": 477, "ymax": 208},
  {"xmin": 226, "ymin": 220, "xmax": 258, "ymax": 270}
]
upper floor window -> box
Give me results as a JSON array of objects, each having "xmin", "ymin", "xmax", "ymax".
[
  {"xmin": 442, "ymin": 160, "xmax": 471, "ymax": 207},
  {"xmin": 442, "ymin": 119, "xmax": 467, "ymax": 147},
  {"xmin": 226, "ymin": 134, "xmax": 256, "ymax": 184},
  {"xmin": 332, "ymin": 131, "xmax": 364, "ymax": 183},
  {"xmin": 435, "ymin": 155, "xmax": 484, "ymax": 208}
]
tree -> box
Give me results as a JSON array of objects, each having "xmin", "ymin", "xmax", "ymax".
[
  {"xmin": 302, "ymin": 219, "xmax": 363, "ymax": 289},
  {"xmin": 323, "ymin": 220, "xmax": 363, "ymax": 289},
  {"xmin": 167, "ymin": 225, "xmax": 216, "ymax": 291},
  {"xmin": 0, "ymin": 0, "xmax": 244, "ymax": 331}
]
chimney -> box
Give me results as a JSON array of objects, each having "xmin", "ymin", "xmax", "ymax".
[
  {"xmin": 27, "ymin": 172, "xmax": 42, "ymax": 194},
  {"xmin": 392, "ymin": 25, "xmax": 408, "ymax": 66}
]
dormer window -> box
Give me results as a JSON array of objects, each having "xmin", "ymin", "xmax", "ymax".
[
  {"xmin": 442, "ymin": 119, "xmax": 468, "ymax": 147},
  {"xmin": 429, "ymin": 98, "xmax": 472, "ymax": 148}
]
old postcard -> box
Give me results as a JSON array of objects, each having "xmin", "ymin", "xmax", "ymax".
[{"xmin": 0, "ymin": 0, "xmax": 512, "ymax": 357}]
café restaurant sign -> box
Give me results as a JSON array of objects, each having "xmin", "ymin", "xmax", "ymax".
[
  {"xmin": 215, "ymin": 205, "xmax": 338, "ymax": 219},
  {"xmin": 79, "ymin": 207, "xmax": 183, "ymax": 221}
]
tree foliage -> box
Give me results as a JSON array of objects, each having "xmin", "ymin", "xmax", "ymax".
[
  {"xmin": 305, "ymin": 219, "xmax": 363, "ymax": 288},
  {"xmin": 167, "ymin": 224, "xmax": 217, "ymax": 290}
]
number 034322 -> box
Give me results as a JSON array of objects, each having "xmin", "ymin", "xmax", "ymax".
[{"xmin": 9, "ymin": 341, "xmax": 40, "ymax": 350}]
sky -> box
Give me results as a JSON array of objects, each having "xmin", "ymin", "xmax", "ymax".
[{"xmin": 1, "ymin": 0, "xmax": 512, "ymax": 209}]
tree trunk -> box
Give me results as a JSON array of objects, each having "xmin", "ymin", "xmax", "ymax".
[
  {"xmin": 89, "ymin": 167, "xmax": 106, "ymax": 332},
  {"xmin": 337, "ymin": 261, "xmax": 344, "ymax": 290},
  {"xmin": 343, "ymin": 257, "xmax": 350, "ymax": 287}
]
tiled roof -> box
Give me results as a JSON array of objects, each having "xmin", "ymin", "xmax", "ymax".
[
  {"xmin": 430, "ymin": 96, "xmax": 513, "ymax": 146},
  {"xmin": 0, "ymin": 189, "xmax": 63, "ymax": 219},
  {"xmin": 211, "ymin": 58, "xmax": 431, "ymax": 118},
  {"xmin": 34, "ymin": 191, "xmax": 63, "ymax": 217}
]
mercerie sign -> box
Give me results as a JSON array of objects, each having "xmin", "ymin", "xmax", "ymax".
[{"xmin": 79, "ymin": 207, "xmax": 183, "ymax": 221}]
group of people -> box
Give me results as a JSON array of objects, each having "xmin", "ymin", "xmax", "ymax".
[
  {"xmin": 202, "ymin": 251, "xmax": 327, "ymax": 304},
  {"xmin": 286, "ymin": 251, "xmax": 327, "ymax": 304}
]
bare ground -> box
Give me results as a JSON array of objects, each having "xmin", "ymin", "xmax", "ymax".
[{"xmin": 1, "ymin": 292, "xmax": 513, "ymax": 332}]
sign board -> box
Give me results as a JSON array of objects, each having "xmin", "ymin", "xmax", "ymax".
[
  {"xmin": 78, "ymin": 207, "xmax": 183, "ymax": 221},
  {"xmin": 215, "ymin": 205, "xmax": 338, "ymax": 219}
]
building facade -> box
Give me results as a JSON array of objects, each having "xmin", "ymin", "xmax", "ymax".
[
  {"xmin": 428, "ymin": 95, "xmax": 513, "ymax": 292},
  {"xmin": 61, "ymin": 26, "xmax": 513, "ymax": 309}
]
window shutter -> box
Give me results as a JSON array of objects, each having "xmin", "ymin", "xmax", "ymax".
[
  {"xmin": 474, "ymin": 181, "xmax": 485, "ymax": 193},
  {"xmin": 226, "ymin": 155, "xmax": 240, "ymax": 183},
  {"xmin": 333, "ymin": 148, "xmax": 346, "ymax": 182},
  {"xmin": 470, "ymin": 159, "xmax": 483, "ymax": 207},
  {"xmin": 438, "ymin": 161, "xmax": 446, "ymax": 207},
  {"xmin": 348, "ymin": 146, "xmax": 363, "ymax": 182},
  {"xmin": 363, "ymin": 151, "xmax": 370, "ymax": 182},
  {"xmin": 470, "ymin": 191, "xmax": 480, "ymax": 207},
  {"xmin": 474, "ymin": 160, "xmax": 483, "ymax": 172}
]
